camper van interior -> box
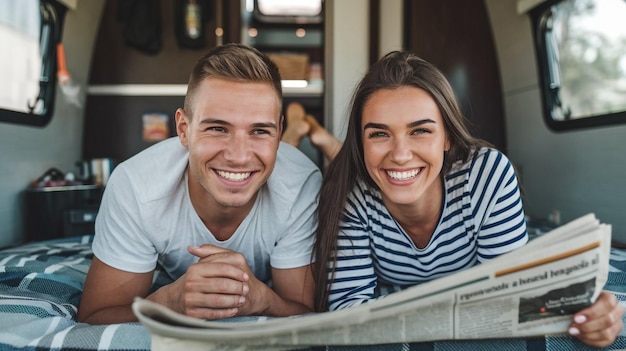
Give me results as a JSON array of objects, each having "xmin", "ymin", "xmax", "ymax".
[{"xmin": 0, "ymin": 0, "xmax": 625, "ymax": 350}]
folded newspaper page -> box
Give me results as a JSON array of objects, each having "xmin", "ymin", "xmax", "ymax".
[{"xmin": 133, "ymin": 213, "xmax": 611, "ymax": 351}]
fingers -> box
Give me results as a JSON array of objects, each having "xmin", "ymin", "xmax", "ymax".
[
  {"xmin": 185, "ymin": 266, "xmax": 249, "ymax": 294},
  {"xmin": 181, "ymin": 246, "xmax": 256, "ymax": 320},
  {"xmin": 183, "ymin": 289, "xmax": 246, "ymax": 320},
  {"xmin": 186, "ymin": 306, "xmax": 239, "ymax": 320},
  {"xmin": 186, "ymin": 253, "xmax": 250, "ymax": 290},
  {"xmin": 182, "ymin": 261, "xmax": 251, "ymax": 320},
  {"xmin": 190, "ymin": 246, "xmax": 251, "ymax": 280},
  {"xmin": 569, "ymin": 291, "xmax": 624, "ymax": 348},
  {"xmin": 188, "ymin": 244, "xmax": 230, "ymax": 258}
]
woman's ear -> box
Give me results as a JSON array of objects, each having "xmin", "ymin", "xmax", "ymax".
[{"xmin": 175, "ymin": 108, "xmax": 189, "ymax": 147}]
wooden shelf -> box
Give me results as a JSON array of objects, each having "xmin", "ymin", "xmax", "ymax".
[{"xmin": 87, "ymin": 82, "xmax": 323, "ymax": 98}]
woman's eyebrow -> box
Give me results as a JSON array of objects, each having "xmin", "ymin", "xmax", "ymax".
[
  {"xmin": 363, "ymin": 118, "xmax": 437, "ymax": 130},
  {"xmin": 407, "ymin": 118, "xmax": 436, "ymax": 128},
  {"xmin": 363, "ymin": 122, "xmax": 388, "ymax": 130}
]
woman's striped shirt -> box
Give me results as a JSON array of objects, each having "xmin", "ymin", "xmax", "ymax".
[{"xmin": 328, "ymin": 147, "xmax": 528, "ymax": 310}]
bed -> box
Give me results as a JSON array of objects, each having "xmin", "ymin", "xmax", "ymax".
[{"xmin": 1, "ymin": 235, "xmax": 625, "ymax": 351}]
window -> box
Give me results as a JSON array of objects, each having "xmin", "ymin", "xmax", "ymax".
[
  {"xmin": 252, "ymin": 0, "xmax": 323, "ymax": 24},
  {"xmin": 531, "ymin": 0, "xmax": 626, "ymax": 131},
  {"xmin": 0, "ymin": 0, "xmax": 65, "ymax": 127}
]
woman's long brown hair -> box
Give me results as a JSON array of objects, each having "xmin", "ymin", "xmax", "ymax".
[{"xmin": 312, "ymin": 51, "xmax": 491, "ymax": 312}]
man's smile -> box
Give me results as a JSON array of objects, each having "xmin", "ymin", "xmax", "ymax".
[{"xmin": 215, "ymin": 169, "xmax": 253, "ymax": 182}]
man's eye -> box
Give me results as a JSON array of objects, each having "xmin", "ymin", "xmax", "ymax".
[
  {"xmin": 207, "ymin": 126, "xmax": 226, "ymax": 133},
  {"xmin": 252, "ymin": 129, "xmax": 270, "ymax": 135}
]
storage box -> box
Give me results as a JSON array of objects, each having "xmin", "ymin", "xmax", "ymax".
[{"xmin": 266, "ymin": 53, "xmax": 310, "ymax": 80}]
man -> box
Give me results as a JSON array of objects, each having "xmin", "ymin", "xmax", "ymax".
[{"xmin": 78, "ymin": 44, "xmax": 321, "ymax": 324}]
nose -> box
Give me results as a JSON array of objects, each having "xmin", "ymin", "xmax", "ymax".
[
  {"xmin": 223, "ymin": 132, "xmax": 252, "ymax": 164},
  {"xmin": 390, "ymin": 136, "xmax": 412, "ymax": 164}
]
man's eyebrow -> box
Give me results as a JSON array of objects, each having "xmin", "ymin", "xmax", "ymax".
[
  {"xmin": 199, "ymin": 118, "xmax": 278, "ymax": 130},
  {"xmin": 199, "ymin": 118, "xmax": 231, "ymax": 125},
  {"xmin": 252, "ymin": 122, "xmax": 279, "ymax": 130}
]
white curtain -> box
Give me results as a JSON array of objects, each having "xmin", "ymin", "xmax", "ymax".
[{"xmin": 0, "ymin": 0, "xmax": 41, "ymax": 114}]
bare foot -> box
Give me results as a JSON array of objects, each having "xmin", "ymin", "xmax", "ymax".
[
  {"xmin": 306, "ymin": 115, "xmax": 342, "ymax": 161},
  {"xmin": 282, "ymin": 102, "xmax": 310, "ymax": 147}
]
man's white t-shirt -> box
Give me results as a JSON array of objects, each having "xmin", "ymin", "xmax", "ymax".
[{"xmin": 92, "ymin": 137, "xmax": 321, "ymax": 284}]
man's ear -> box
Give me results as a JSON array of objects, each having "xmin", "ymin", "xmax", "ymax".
[
  {"xmin": 279, "ymin": 114, "xmax": 284, "ymax": 138},
  {"xmin": 175, "ymin": 108, "xmax": 189, "ymax": 147}
]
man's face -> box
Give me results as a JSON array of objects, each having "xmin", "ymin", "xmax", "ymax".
[{"xmin": 177, "ymin": 77, "xmax": 282, "ymax": 212}]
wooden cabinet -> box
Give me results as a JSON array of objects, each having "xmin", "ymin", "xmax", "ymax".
[
  {"xmin": 84, "ymin": 0, "xmax": 242, "ymax": 162},
  {"xmin": 23, "ymin": 185, "xmax": 104, "ymax": 241}
]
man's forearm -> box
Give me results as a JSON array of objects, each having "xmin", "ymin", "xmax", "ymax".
[
  {"xmin": 251, "ymin": 282, "xmax": 313, "ymax": 317},
  {"xmin": 263, "ymin": 296, "xmax": 313, "ymax": 317},
  {"xmin": 146, "ymin": 283, "xmax": 184, "ymax": 314},
  {"xmin": 80, "ymin": 305, "xmax": 138, "ymax": 324}
]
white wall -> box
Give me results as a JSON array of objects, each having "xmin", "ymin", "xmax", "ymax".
[
  {"xmin": 485, "ymin": 0, "xmax": 626, "ymax": 242},
  {"xmin": 378, "ymin": 0, "xmax": 403, "ymax": 58},
  {"xmin": 324, "ymin": 0, "xmax": 404, "ymax": 140},
  {"xmin": 324, "ymin": 0, "xmax": 370, "ymax": 141},
  {"xmin": 0, "ymin": 0, "xmax": 105, "ymax": 247}
]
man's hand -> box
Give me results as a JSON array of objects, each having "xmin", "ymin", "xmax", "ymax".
[
  {"xmin": 186, "ymin": 244, "xmax": 275, "ymax": 318},
  {"xmin": 568, "ymin": 290, "xmax": 624, "ymax": 348},
  {"xmin": 157, "ymin": 245, "xmax": 253, "ymax": 320},
  {"xmin": 149, "ymin": 244, "xmax": 314, "ymax": 320}
]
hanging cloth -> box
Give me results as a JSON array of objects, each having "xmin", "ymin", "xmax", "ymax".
[{"xmin": 117, "ymin": 0, "xmax": 162, "ymax": 55}]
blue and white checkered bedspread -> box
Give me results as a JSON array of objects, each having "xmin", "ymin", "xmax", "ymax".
[
  {"xmin": 0, "ymin": 235, "xmax": 150, "ymax": 350},
  {"xmin": 1, "ymin": 235, "xmax": 625, "ymax": 351}
]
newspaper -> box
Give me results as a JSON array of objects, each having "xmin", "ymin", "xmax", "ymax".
[{"xmin": 132, "ymin": 213, "xmax": 611, "ymax": 351}]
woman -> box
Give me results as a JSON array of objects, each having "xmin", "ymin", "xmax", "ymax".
[{"xmin": 312, "ymin": 50, "xmax": 623, "ymax": 348}]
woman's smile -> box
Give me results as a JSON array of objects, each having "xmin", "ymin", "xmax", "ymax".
[{"xmin": 386, "ymin": 168, "xmax": 421, "ymax": 181}]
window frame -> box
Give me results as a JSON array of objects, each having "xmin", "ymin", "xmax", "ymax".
[
  {"xmin": 0, "ymin": 0, "xmax": 66, "ymax": 127},
  {"xmin": 530, "ymin": 0, "xmax": 626, "ymax": 132}
]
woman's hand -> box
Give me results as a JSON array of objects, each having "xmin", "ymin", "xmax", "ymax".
[{"xmin": 569, "ymin": 291, "xmax": 624, "ymax": 348}]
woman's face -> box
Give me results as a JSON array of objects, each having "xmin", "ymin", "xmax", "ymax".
[{"xmin": 361, "ymin": 87, "xmax": 450, "ymax": 207}]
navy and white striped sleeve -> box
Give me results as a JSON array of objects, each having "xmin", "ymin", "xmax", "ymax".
[
  {"xmin": 327, "ymin": 186, "xmax": 378, "ymax": 310},
  {"xmin": 474, "ymin": 150, "xmax": 528, "ymax": 262}
]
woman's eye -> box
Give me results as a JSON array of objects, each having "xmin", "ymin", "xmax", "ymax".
[
  {"xmin": 367, "ymin": 131, "xmax": 387, "ymax": 138},
  {"xmin": 411, "ymin": 128, "xmax": 431, "ymax": 135}
]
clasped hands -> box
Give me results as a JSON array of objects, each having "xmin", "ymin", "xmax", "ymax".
[{"xmin": 174, "ymin": 244, "xmax": 269, "ymax": 320}]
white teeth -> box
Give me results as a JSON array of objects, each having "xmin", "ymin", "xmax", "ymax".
[
  {"xmin": 387, "ymin": 169, "xmax": 419, "ymax": 180},
  {"xmin": 216, "ymin": 170, "xmax": 251, "ymax": 182}
]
